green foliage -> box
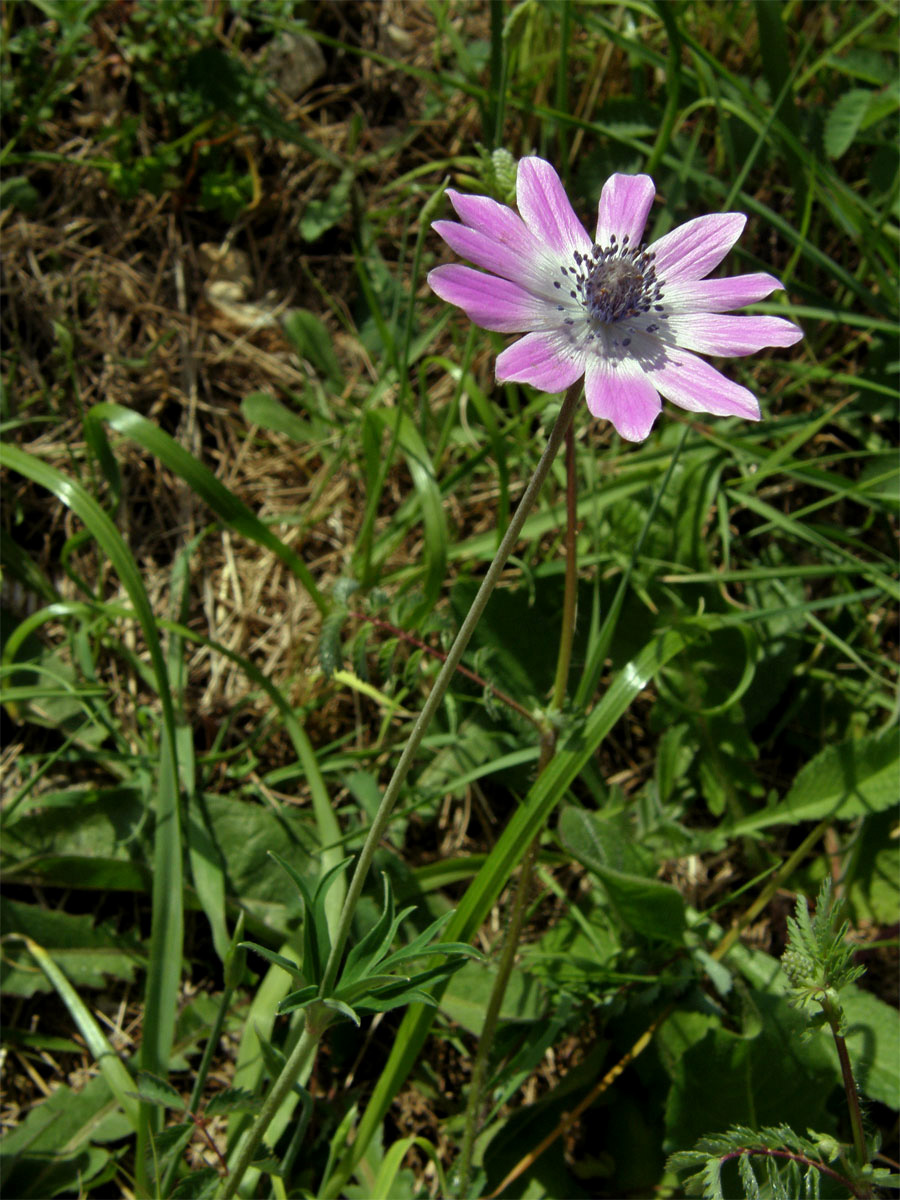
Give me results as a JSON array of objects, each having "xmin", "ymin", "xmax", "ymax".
[
  {"xmin": 783, "ymin": 880, "xmax": 866, "ymax": 1021},
  {"xmin": 1, "ymin": 1, "xmax": 897, "ymax": 1197},
  {"xmin": 241, "ymin": 863, "xmax": 482, "ymax": 1028},
  {"xmin": 669, "ymin": 1124, "xmax": 857, "ymax": 1199}
]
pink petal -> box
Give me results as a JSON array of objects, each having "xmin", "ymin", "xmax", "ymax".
[
  {"xmin": 427, "ymin": 264, "xmax": 553, "ymax": 332},
  {"xmin": 495, "ymin": 331, "xmax": 585, "ymax": 394},
  {"xmin": 431, "ymin": 220, "xmax": 554, "ymax": 297},
  {"xmin": 648, "ymin": 347, "xmax": 761, "ymax": 421},
  {"xmin": 515, "ymin": 157, "xmax": 592, "ymax": 259},
  {"xmin": 663, "ymin": 272, "xmax": 786, "ymax": 313},
  {"xmin": 447, "ymin": 189, "xmax": 537, "ymax": 256},
  {"xmin": 648, "ymin": 213, "xmax": 747, "ymax": 284},
  {"xmin": 595, "ymin": 174, "xmax": 657, "ymax": 249},
  {"xmin": 664, "ymin": 314, "xmax": 805, "ymax": 357},
  {"xmin": 584, "ymin": 355, "xmax": 662, "ymax": 442}
]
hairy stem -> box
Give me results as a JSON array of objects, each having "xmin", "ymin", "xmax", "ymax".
[
  {"xmin": 349, "ymin": 610, "xmax": 541, "ymax": 729},
  {"xmin": 319, "ymin": 383, "xmax": 581, "ymax": 998},
  {"xmin": 221, "ymin": 1023, "xmax": 319, "ymax": 1199},
  {"xmin": 221, "ymin": 384, "xmax": 581, "ymax": 1200},
  {"xmin": 823, "ymin": 996, "xmax": 871, "ymax": 1183},
  {"xmin": 455, "ymin": 421, "xmax": 580, "ymax": 1198}
]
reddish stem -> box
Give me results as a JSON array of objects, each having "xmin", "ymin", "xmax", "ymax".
[{"xmin": 348, "ymin": 609, "xmax": 540, "ymax": 729}]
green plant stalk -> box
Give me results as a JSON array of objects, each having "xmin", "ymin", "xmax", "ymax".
[
  {"xmin": 455, "ymin": 835, "xmax": 542, "ymax": 1199},
  {"xmin": 821, "ymin": 996, "xmax": 870, "ymax": 1179},
  {"xmin": 222, "ymin": 1021, "xmax": 319, "ymax": 1200},
  {"xmin": 455, "ymin": 422, "xmax": 580, "ymax": 1198},
  {"xmin": 161, "ymin": 922, "xmax": 245, "ymax": 1196},
  {"xmin": 489, "ymin": 0, "xmax": 507, "ymax": 149},
  {"xmin": 645, "ymin": 1, "xmax": 682, "ymax": 177},
  {"xmin": 222, "ymin": 383, "xmax": 582, "ymax": 1199},
  {"xmin": 320, "ymin": 384, "xmax": 581, "ymax": 997}
]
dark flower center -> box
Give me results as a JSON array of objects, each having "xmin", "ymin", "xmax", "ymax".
[{"xmin": 554, "ymin": 235, "xmax": 665, "ymax": 334}]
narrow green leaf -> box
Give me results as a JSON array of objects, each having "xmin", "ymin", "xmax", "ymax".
[
  {"xmin": 0, "ymin": 442, "xmax": 182, "ymax": 1170},
  {"xmin": 23, "ymin": 937, "xmax": 140, "ymax": 1129},
  {"xmin": 83, "ymin": 403, "xmax": 327, "ymax": 615}
]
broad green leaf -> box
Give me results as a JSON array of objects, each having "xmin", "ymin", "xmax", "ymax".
[
  {"xmin": 0, "ymin": 1073, "xmax": 130, "ymax": 1198},
  {"xmin": 824, "ymin": 88, "xmax": 872, "ymax": 158},
  {"xmin": 241, "ymin": 391, "xmax": 317, "ymax": 445},
  {"xmin": 663, "ymin": 991, "xmax": 837, "ymax": 1151},
  {"xmin": 299, "ymin": 169, "xmax": 353, "ymax": 242},
  {"xmin": 440, "ymin": 958, "xmax": 545, "ymax": 1035},
  {"xmin": 838, "ymin": 985, "xmax": 900, "ymax": 1109},
  {"xmin": 133, "ymin": 1071, "xmax": 184, "ymax": 1110},
  {"xmin": 0, "ymin": 900, "xmax": 139, "ymax": 996},
  {"xmin": 730, "ymin": 733, "xmax": 899, "ymax": 834}
]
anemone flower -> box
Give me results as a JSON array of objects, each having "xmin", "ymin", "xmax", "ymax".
[{"xmin": 428, "ymin": 158, "xmax": 803, "ymax": 442}]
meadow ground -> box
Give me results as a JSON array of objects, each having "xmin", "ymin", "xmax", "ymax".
[{"xmin": 1, "ymin": 2, "xmax": 898, "ymax": 1197}]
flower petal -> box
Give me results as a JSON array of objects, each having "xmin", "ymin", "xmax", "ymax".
[
  {"xmin": 595, "ymin": 174, "xmax": 656, "ymax": 248},
  {"xmin": 648, "ymin": 346, "xmax": 761, "ymax": 421},
  {"xmin": 664, "ymin": 314, "xmax": 805, "ymax": 357},
  {"xmin": 663, "ymin": 272, "xmax": 786, "ymax": 313},
  {"xmin": 495, "ymin": 331, "xmax": 586, "ymax": 393},
  {"xmin": 515, "ymin": 156, "xmax": 592, "ymax": 259},
  {"xmin": 648, "ymin": 213, "xmax": 746, "ymax": 283},
  {"xmin": 427, "ymin": 264, "xmax": 554, "ymax": 332},
  {"xmin": 584, "ymin": 354, "xmax": 661, "ymax": 442},
  {"xmin": 431, "ymin": 220, "xmax": 555, "ymax": 298},
  {"xmin": 446, "ymin": 189, "xmax": 536, "ymax": 254}
]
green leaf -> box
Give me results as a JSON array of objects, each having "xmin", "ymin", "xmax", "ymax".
[
  {"xmin": 241, "ymin": 391, "xmax": 317, "ymax": 446},
  {"xmin": 838, "ymin": 985, "xmax": 900, "ymax": 1109},
  {"xmin": 283, "ymin": 309, "xmax": 344, "ymax": 386},
  {"xmin": 239, "ymin": 943, "xmax": 303, "ymax": 982},
  {"xmin": 663, "ymin": 992, "xmax": 838, "ymax": 1152},
  {"xmin": 340, "ymin": 873, "xmax": 404, "ymax": 986},
  {"xmin": 0, "ymin": 1074, "xmax": 129, "ymax": 1198},
  {"xmin": 825, "ymin": 88, "xmax": 876, "ymax": 158},
  {"xmin": 277, "ymin": 984, "xmax": 319, "ymax": 1012},
  {"xmin": 730, "ymin": 732, "xmax": 899, "ymax": 834},
  {"xmin": 133, "ymin": 1071, "xmax": 184, "ymax": 1110},
  {"xmin": 299, "ymin": 169, "xmax": 354, "ymax": 242},
  {"xmin": 169, "ymin": 1166, "xmax": 221, "ymax": 1198},
  {"xmin": 204, "ymin": 1088, "xmax": 259, "ymax": 1117},
  {"xmin": 22, "ymin": 937, "xmax": 140, "ymax": 1130},
  {"xmin": 440, "ymin": 958, "xmax": 545, "ymax": 1035},
  {"xmin": 82, "ymin": 402, "xmax": 327, "ymax": 615},
  {"xmin": 558, "ymin": 808, "xmax": 686, "ymax": 943},
  {"xmin": 0, "ymin": 899, "xmax": 139, "ymax": 996},
  {"xmin": 0, "ymin": 174, "xmax": 39, "ymax": 214}
]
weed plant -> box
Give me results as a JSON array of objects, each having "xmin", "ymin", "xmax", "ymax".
[{"xmin": 1, "ymin": 2, "xmax": 897, "ymax": 1199}]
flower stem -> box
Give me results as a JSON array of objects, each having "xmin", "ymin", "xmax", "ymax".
[
  {"xmin": 221, "ymin": 1023, "xmax": 319, "ymax": 1199},
  {"xmin": 221, "ymin": 384, "xmax": 581, "ymax": 1199},
  {"xmin": 455, "ymin": 421, "xmax": 580, "ymax": 1198},
  {"xmin": 551, "ymin": 421, "xmax": 578, "ymax": 709},
  {"xmin": 823, "ymin": 996, "xmax": 870, "ymax": 1182},
  {"xmin": 319, "ymin": 382, "xmax": 581, "ymax": 999}
]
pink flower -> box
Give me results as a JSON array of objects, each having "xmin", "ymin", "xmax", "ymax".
[{"xmin": 428, "ymin": 157, "xmax": 803, "ymax": 442}]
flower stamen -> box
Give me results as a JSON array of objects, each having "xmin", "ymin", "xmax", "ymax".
[{"xmin": 562, "ymin": 242, "xmax": 664, "ymax": 329}]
